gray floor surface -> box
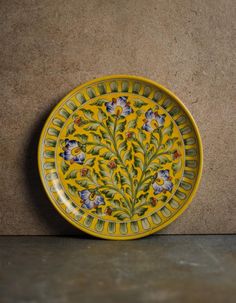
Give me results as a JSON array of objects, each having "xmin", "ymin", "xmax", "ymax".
[{"xmin": 0, "ymin": 235, "xmax": 235, "ymax": 303}]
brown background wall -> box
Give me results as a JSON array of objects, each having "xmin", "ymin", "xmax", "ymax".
[{"xmin": 0, "ymin": 0, "xmax": 235, "ymax": 235}]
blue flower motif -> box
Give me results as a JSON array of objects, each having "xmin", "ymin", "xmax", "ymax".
[
  {"xmin": 152, "ymin": 169, "xmax": 173, "ymax": 195},
  {"xmin": 60, "ymin": 139, "xmax": 85, "ymax": 164},
  {"xmin": 105, "ymin": 96, "xmax": 133, "ymax": 117},
  {"xmin": 79, "ymin": 190, "xmax": 105, "ymax": 209},
  {"xmin": 142, "ymin": 109, "xmax": 166, "ymax": 132}
]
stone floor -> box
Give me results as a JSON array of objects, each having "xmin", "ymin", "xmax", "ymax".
[{"xmin": 0, "ymin": 235, "xmax": 235, "ymax": 303}]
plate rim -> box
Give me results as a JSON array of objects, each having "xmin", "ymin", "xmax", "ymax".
[{"xmin": 38, "ymin": 74, "xmax": 203, "ymax": 240}]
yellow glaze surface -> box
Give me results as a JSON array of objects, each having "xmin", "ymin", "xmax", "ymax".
[{"xmin": 38, "ymin": 75, "xmax": 203, "ymax": 240}]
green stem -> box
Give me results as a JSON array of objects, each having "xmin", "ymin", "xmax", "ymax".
[
  {"xmin": 99, "ymin": 185, "xmax": 132, "ymax": 217},
  {"xmin": 134, "ymin": 137, "xmax": 146, "ymax": 152},
  {"xmin": 86, "ymin": 141, "xmax": 115, "ymax": 155},
  {"xmin": 111, "ymin": 207, "xmax": 131, "ymax": 217},
  {"xmin": 84, "ymin": 171, "xmax": 132, "ymax": 217},
  {"xmin": 142, "ymin": 175, "xmax": 153, "ymax": 184},
  {"xmin": 85, "ymin": 117, "xmax": 136, "ymax": 216},
  {"xmin": 134, "ymin": 129, "xmax": 165, "ymax": 202},
  {"xmin": 113, "ymin": 117, "xmax": 118, "ymax": 137},
  {"xmin": 102, "ymin": 119, "xmax": 134, "ymax": 202},
  {"xmin": 87, "ymin": 174, "xmax": 99, "ymax": 187}
]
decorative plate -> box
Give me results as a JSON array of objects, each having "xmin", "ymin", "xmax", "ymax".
[{"xmin": 38, "ymin": 75, "xmax": 203, "ymax": 240}]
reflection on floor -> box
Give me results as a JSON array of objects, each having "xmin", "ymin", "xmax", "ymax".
[{"xmin": 0, "ymin": 235, "xmax": 235, "ymax": 303}]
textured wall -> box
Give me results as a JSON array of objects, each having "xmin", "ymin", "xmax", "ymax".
[{"xmin": 0, "ymin": 0, "xmax": 235, "ymax": 235}]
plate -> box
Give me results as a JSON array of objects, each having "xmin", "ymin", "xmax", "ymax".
[{"xmin": 38, "ymin": 75, "xmax": 203, "ymax": 240}]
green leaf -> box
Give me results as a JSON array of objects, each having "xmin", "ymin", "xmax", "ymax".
[
  {"xmin": 113, "ymin": 173, "xmax": 119, "ymax": 185},
  {"xmin": 165, "ymin": 137, "xmax": 178, "ymax": 150},
  {"xmin": 128, "ymin": 119, "xmax": 137, "ymax": 129},
  {"xmin": 102, "ymin": 152, "xmax": 113, "ymax": 160},
  {"xmin": 76, "ymin": 179, "xmax": 89, "ymax": 188},
  {"xmin": 117, "ymin": 120, "xmax": 126, "ymax": 132},
  {"xmin": 91, "ymin": 99, "xmax": 107, "ymax": 106},
  {"xmin": 100, "ymin": 170, "xmax": 109, "ymax": 178},
  {"xmin": 65, "ymin": 170, "xmax": 78, "ymax": 179},
  {"xmin": 134, "ymin": 206, "xmax": 148, "ymax": 216},
  {"xmin": 105, "ymin": 140, "xmax": 112, "ymax": 146},
  {"xmin": 130, "ymin": 165, "xmax": 138, "ymax": 177},
  {"xmin": 98, "ymin": 108, "xmax": 107, "ymax": 121},
  {"xmin": 95, "ymin": 207, "xmax": 103, "ymax": 215},
  {"xmin": 124, "ymin": 149, "xmax": 132, "ymax": 161},
  {"xmin": 85, "ymin": 158, "xmax": 95, "ymax": 166},
  {"xmin": 133, "ymin": 99, "xmax": 147, "ymax": 108},
  {"xmin": 132, "ymin": 142, "xmax": 143, "ymax": 153},
  {"xmin": 163, "ymin": 122, "xmax": 173, "ymax": 136},
  {"xmin": 162, "ymin": 195, "xmax": 168, "ymax": 202},
  {"xmin": 118, "ymin": 141, "xmax": 127, "ymax": 153},
  {"xmin": 149, "ymin": 162, "xmax": 162, "ymax": 170},
  {"xmin": 158, "ymin": 155, "xmax": 171, "ymax": 164},
  {"xmin": 138, "ymin": 131, "xmax": 146, "ymax": 142},
  {"xmin": 116, "ymin": 134, "xmax": 123, "ymax": 141},
  {"xmin": 137, "ymin": 192, "xmax": 149, "ymax": 202},
  {"xmin": 80, "ymin": 144, "xmax": 87, "ymax": 153},
  {"xmin": 110, "ymin": 199, "xmax": 121, "ymax": 207},
  {"xmin": 172, "ymin": 160, "xmax": 182, "ymax": 175},
  {"xmin": 136, "ymin": 109, "xmax": 143, "ymax": 116},
  {"xmin": 147, "ymin": 146, "xmax": 155, "ymax": 160},
  {"xmin": 106, "ymin": 116, "xmax": 114, "ymax": 128},
  {"xmin": 91, "ymin": 133, "xmax": 102, "ymax": 143},
  {"xmin": 98, "ymin": 163, "xmax": 109, "ymax": 178},
  {"xmin": 100, "ymin": 129, "xmax": 110, "ymax": 140},
  {"xmin": 74, "ymin": 134, "xmax": 88, "ymax": 143},
  {"xmin": 98, "ymin": 159, "xmax": 106, "ymax": 165},
  {"xmin": 66, "ymin": 122, "xmax": 75, "ymax": 136},
  {"xmin": 120, "ymin": 173, "xmax": 129, "ymax": 185},
  {"xmin": 102, "ymin": 189, "xmax": 116, "ymax": 198},
  {"xmin": 140, "ymin": 182, "xmax": 150, "ymax": 192},
  {"xmin": 134, "ymin": 156, "xmax": 142, "ymax": 168},
  {"xmin": 150, "ymin": 134, "xmax": 159, "ymax": 147},
  {"xmin": 144, "ymin": 169, "xmax": 152, "ymax": 177},
  {"xmin": 88, "ymin": 146, "xmax": 102, "ymax": 155},
  {"xmin": 93, "ymin": 171, "xmax": 100, "ymax": 183},
  {"xmin": 80, "ymin": 109, "xmax": 94, "ymax": 119},
  {"xmin": 68, "ymin": 184, "xmax": 77, "ymax": 195},
  {"xmin": 113, "ymin": 212, "xmax": 129, "ymax": 220},
  {"xmin": 126, "ymin": 187, "xmax": 132, "ymax": 196},
  {"xmin": 84, "ymin": 122, "xmax": 100, "ymax": 131},
  {"xmin": 61, "ymin": 160, "xmax": 69, "ymax": 174}
]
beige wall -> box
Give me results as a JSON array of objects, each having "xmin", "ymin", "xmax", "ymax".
[{"xmin": 0, "ymin": 0, "xmax": 235, "ymax": 235}]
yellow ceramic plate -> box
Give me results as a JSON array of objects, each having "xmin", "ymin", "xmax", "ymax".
[{"xmin": 38, "ymin": 75, "xmax": 203, "ymax": 240}]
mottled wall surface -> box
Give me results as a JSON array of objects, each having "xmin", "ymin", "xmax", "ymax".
[{"xmin": 0, "ymin": 0, "xmax": 235, "ymax": 235}]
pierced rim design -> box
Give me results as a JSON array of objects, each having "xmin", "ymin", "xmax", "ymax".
[{"xmin": 38, "ymin": 75, "xmax": 203, "ymax": 240}]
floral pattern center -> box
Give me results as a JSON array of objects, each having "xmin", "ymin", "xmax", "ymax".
[{"xmin": 59, "ymin": 96, "xmax": 183, "ymax": 220}]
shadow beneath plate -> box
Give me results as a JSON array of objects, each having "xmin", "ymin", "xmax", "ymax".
[{"xmin": 23, "ymin": 95, "xmax": 88, "ymax": 237}]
